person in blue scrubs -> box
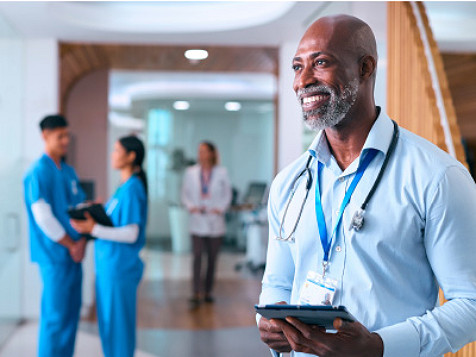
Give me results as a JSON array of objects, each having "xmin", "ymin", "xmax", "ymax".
[
  {"xmin": 71, "ymin": 135, "xmax": 148, "ymax": 357},
  {"xmin": 24, "ymin": 114, "xmax": 87, "ymax": 357}
]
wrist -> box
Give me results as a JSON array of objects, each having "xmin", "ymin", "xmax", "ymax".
[{"xmin": 58, "ymin": 234, "xmax": 74, "ymax": 249}]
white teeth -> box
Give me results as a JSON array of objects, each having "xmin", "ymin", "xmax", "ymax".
[{"xmin": 302, "ymin": 95, "xmax": 327, "ymax": 104}]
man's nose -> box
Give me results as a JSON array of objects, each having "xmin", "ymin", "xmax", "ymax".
[{"xmin": 296, "ymin": 65, "xmax": 316, "ymax": 91}]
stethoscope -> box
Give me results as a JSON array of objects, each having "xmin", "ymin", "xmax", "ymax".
[{"xmin": 276, "ymin": 120, "xmax": 399, "ymax": 242}]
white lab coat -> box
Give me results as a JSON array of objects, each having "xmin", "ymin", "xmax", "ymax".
[{"xmin": 181, "ymin": 165, "xmax": 232, "ymax": 237}]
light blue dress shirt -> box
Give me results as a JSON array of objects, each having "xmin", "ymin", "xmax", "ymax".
[{"xmin": 260, "ymin": 112, "xmax": 476, "ymax": 357}]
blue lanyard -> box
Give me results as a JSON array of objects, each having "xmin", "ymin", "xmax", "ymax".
[
  {"xmin": 200, "ymin": 169, "xmax": 212, "ymax": 196},
  {"xmin": 315, "ymin": 149, "xmax": 378, "ymax": 265}
]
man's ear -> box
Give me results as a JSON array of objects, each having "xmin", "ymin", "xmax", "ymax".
[
  {"xmin": 41, "ymin": 130, "xmax": 48, "ymax": 141},
  {"xmin": 360, "ymin": 55, "xmax": 377, "ymax": 79}
]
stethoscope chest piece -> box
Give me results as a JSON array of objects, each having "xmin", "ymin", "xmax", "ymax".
[{"xmin": 349, "ymin": 208, "xmax": 365, "ymax": 231}]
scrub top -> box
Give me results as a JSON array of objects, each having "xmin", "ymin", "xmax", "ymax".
[
  {"xmin": 95, "ymin": 175, "xmax": 148, "ymax": 277},
  {"xmin": 24, "ymin": 154, "xmax": 85, "ymax": 264}
]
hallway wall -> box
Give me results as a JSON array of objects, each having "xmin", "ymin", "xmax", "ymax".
[{"xmin": 66, "ymin": 69, "xmax": 109, "ymax": 201}]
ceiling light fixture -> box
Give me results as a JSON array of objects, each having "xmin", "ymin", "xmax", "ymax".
[
  {"xmin": 225, "ymin": 101, "xmax": 242, "ymax": 111},
  {"xmin": 173, "ymin": 101, "xmax": 190, "ymax": 110},
  {"xmin": 184, "ymin": 49, "xmax": 208, "ymax": 61}
]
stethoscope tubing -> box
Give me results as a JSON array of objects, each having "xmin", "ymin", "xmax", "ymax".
[{"xmin": 276, "ymin": 120, "xmax": 399, "ymax": 241}]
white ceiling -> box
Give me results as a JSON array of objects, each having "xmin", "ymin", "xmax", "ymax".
[
  {"xmin": 425, "ymin": 1, "xmax": 476, "ymax": 52},
  {"xmin": 1, "ymin": 1, "xmax": 474, "ymax": 110},
  {"xmin": 1, "ymin": 1, "xmax": 474, "ymax": 50},
  {"xmin": 0, "ymin": 1, "xmax": 321, "ymax": 46},
  {"xmin": 109, "ymin": 71, "xmax": 277, "ymax": 109}
]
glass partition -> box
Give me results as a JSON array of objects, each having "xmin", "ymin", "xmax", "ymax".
[
  {"xmin": 109, "ymin": 71, "xmax": 276, "ymax": 251},
  {"xmin": 0, "ymin": 12, "xmax": 25, "ymax": 347}
]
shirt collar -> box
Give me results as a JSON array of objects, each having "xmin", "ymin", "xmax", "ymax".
[
  {"xmin": 308, "ymin": 130, "xmax": 331, "ymax": 164},
  {"xmin": 307, "ymin": 108, "xmax": 395, "ymax": 175},
  {"xmin": 361, "ymin": 109, "xmax": 394, "ymax": 157}
]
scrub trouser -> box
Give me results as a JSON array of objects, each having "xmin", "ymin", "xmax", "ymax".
[
  {"xmin": 38, "ymin": 262, "xmax": 82, "ymax": 357},
  {"xmin": 96, "ymin": 272, "xmax": 141, "ymax": 357}
]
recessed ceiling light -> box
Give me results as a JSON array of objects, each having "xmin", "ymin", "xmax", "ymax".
[
  {"xmin": 225, "ymin": 101, "xmax": 241, "ymax": 111},
  {"xmin": 184, "ymin": 49, "xmax": 208, "ymax": 61},
  {"xmin": 173, "ymin": 101, "xmax": 190, "ymax": 110}
]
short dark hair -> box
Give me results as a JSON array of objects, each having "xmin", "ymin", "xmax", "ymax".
[{"xmin": 39, "ymin": 115, "xmax": 68, "ymax": 131}]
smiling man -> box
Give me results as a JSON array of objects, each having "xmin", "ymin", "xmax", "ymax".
[{"xmin": 257, "ymin": 15, "xmax": 476, "ymax": 357}]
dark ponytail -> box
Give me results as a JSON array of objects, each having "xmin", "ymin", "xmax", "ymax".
[{"xmin": 119, "ymin": 135, "xmax": 148, "ymax": 198}]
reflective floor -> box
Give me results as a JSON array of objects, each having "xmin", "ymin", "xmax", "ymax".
[{"xmin": 0, "ymin": 249, "xmax": 272, "ymax": 356}]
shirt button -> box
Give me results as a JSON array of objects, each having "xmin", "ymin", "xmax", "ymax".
[
  {"xmin": 335, "ymin": 210, "xmax": 339, "ymax": 216},
  {"xmin": 336, "ymin": 246, "xmax": 342, "ymax": 252},
  {"xmin": 339, "ymin": 177, "xmax": 345, "ymax": 183}
]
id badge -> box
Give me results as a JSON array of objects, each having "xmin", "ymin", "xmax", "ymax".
[{"xmin": 299, "ymin": 270, "xmax": 337, "ymax": 306}]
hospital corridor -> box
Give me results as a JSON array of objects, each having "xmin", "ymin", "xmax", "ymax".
[
  {"xmin": 1, "ymin": 250, "xmax": 269, "ymax": 356},
  {"xmin": 1, "ymin": 2, "xmax": 476, "ymax": 357}
]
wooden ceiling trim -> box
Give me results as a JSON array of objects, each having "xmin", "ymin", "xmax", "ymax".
[{"xmin": 60, "ymin": 43, "xmax": 279, "ymax": 113}]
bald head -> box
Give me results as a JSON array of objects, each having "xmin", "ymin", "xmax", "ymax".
[
  {"xmin": 304, "ymin": 14, "xmax": 377, "ymax": 66},
  {"xmin": 292, "ymin": 15, "xmax": 379, "ymax": 130}
]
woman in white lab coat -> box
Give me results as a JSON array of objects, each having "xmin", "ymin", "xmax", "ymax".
[{"xmin": 181, "ymin": 142, "xmax": 232, "ymax": 307}]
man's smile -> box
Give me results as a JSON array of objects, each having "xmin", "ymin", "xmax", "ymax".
[{"xmin": 301, "ymin": 93, "xmax": 330, "ymax": 111}]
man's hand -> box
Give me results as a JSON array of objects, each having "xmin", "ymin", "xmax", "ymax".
[
  {"xmin": 69, "ymin": 237, "xmax": 87, "ymax": 263},
  {"xmin": 258, "ymin": 301, "xmax": 292, "ymax": 352},
  {"xmin": 259, "ymin": 316, "xmax": 292, "ymax": 352},
  {"xmin": 273, "ymin": 317, "xmax": 383, "ymax": 357}
]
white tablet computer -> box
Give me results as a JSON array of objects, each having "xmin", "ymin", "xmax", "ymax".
[{"xmin": 255, "ymin": 304, "xmax": 356, "ymax": 329}]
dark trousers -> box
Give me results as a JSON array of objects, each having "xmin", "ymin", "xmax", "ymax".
[{"xmin": 192, "ymin": 235, "xmax": 222, "ymax": 295}]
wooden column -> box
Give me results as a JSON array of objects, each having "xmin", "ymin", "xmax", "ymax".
[{"xmin": 387, "ymin": 2, "xmax": 466, "ymax": 164}]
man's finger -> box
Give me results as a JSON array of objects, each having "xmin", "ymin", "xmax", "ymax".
[
  {"xmin": 333, "ymin": 317, "xmax": 355, "ymax": 332},
  {"xmin": 259, "ymin": 318, "xmax": 284, "ymax": 333},
  {"xmin": 285, "ymin": 316, "xmax": 328, "ymax": 341},
  {"xmin": 273, "ymin": 319, "xmax": 305, "ymax": 344}
]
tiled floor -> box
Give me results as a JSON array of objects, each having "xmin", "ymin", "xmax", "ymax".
[
  {"xmin": 0, "ymin": 321, "xmax": 156, "ymax": 357},
  {"xmin": 0, "ymin": 249, "xmax": 272, "ymax": 357}
]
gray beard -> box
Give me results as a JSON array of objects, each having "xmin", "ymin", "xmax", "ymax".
[{"xmin": 297, "ymin": 78, "xmax": 360, "ymax": 132}]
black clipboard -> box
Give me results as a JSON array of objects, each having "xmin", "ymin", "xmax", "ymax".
[
  {"xmin": 68, "ymin": 203, "xmax": 113, "ymax": 227},
  {"xmin": 255, "ymin": 304, "xmax": 356, "ymax": 329}
]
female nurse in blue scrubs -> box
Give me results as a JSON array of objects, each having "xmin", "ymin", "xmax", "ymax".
[{"xmin": 71, "ymin": 135, "xmax": 148, "ymax": 357}]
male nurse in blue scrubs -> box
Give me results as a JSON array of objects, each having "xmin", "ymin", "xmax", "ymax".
[{"xmin": 24, "ymin": 114, "xmax": 87, "ymax": 357}]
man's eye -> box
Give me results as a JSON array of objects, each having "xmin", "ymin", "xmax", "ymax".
[
  {"xmin": 292, "ymin": 64, "xmax": 301, "ymax": 71},
  {"xmin": 316, "ymin": 59, "xmax": 327, "ymax": 66}
]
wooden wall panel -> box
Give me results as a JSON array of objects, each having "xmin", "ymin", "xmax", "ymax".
[
  {"xmin": 388, "ymin": 2, "xmax": 474, "ymax": 356},
  {"xmin": 387, "ymin": 2, "xmax": 466, "ymax": 163},
  {"xmin": 388, "ymin": 2, "xmax": 445, "ymax": 148},
  {"xmin": 442, "ymin": 53, "xmax": 476, "ymax": 141},
  {"xmin": 59, "ymin": 43, "xmax": 278, "ymax": 113}
]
